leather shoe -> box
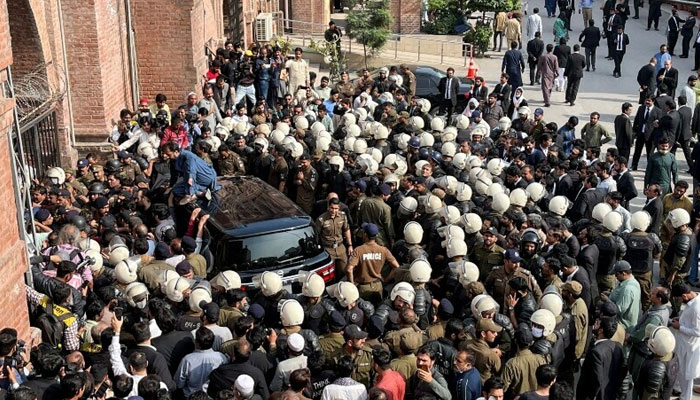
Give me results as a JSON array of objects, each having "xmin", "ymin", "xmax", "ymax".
[
  {"xmin": 570, "ymin": 102, "xmax": 575, "ymax": 106},
  {"xmin": 544, "ymin": 104, "xmax": 551, "ymax": 107}
]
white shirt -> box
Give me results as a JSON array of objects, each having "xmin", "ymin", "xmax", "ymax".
[
  {"xmin": 192, "ymin": 324, "xmax": 233, "ymax": 352},
  {"xmin": 676, "ymin": 296, "xmax": 700, "ymax": 380},
  {"xmin": 321, "ymin": 379, "xmax": 368, "ymax": 400},
  {"xmin": 681, "ymin": 85, "xmax": 697, "ymax": 110},
  {"xmin": 109, "ymin": 336, "xmax": 168, "ymax": 397},
  {"xmin": 527, "ymin": 14, "xmax": 543, "ymax": 40}
]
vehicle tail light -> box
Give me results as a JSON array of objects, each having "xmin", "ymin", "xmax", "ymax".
[
  {"xmin": 315, "ymin": 260, "xmax": 335, "ymax": 282},
  {"xmin": 465, "ymin": 92, "xmax": 470, "ymax": 99}
]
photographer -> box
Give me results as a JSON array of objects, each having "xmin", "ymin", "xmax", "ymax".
[{"xmin": 0, "ymin": 329, "xmax": 28, "ymax": 391}]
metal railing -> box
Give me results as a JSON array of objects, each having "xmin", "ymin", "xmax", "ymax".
[{"xmin": 281, "ymin": 18, "xmax": 473, "ymax": 67}]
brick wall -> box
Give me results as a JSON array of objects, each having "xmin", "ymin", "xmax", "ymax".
[
  {"xmin": 0, "ymin": 0, "xmax": 32, "ymax": 343},
  {"xmin": 7, "ymin": 0, "xmax": 46, "ymax": 79},
  {"xmin": 390, "ymin": 0, "xmax": 422, "ymax": 34}
]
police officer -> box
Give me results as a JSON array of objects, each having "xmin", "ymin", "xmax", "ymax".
[
  {"xmin": 76, "ymin": 158, "xmax": 94, "ymax": 186},
  {"xmin": 269, "ymin": 144, "xmax": 289, "ymax": 193},
  {"xmin": 392, "ymin": 221, "xmax": 427, "ymax": 265},
  {"xmin": 409, "ymin": 259, "xmax": 434, "ymax": 329},
  {"xmin": 251, "ymin": 271, "xmax": 290, "ymax": 329},
  {"xmin": 297, "ymin": 272, "xmax": 328, "ymax": 334},
  {"xmin": 375, "ymin": 282, "xmax": 416, "ymax": 332},
  {"xmin": 520, "ymin": 228, "xmax": 546, "ymax": 288},
  {"xmin": 357, "ymin": 183, "xmax": 395, "ymax": 247},
  {"xmin": 275, "ymin": 299, "xmax": 321, "ymax": 358},
  {"xmin": 662, "ymin": 208, "xmax": 693, "ymax": 288},
  {"xmin": 295, "ymin": 152, "xmax": 318, "ymax": 214},
  {"xmin": 623, "ymin": 211, "xmax": 662, "ymax": 311},
  {"xmin": 472, "ymin": 227, "xmax": 505, "ymax": 278},
  {"xmin": 317, "ymin": 197, "xmax": 353, "ymax": 278},
  {"xmin": 332, "ymin": 324, "xmax": 374, "ymax": 387},
  {"xmin": 217, "ymin": 144, "xmax": 246, "ymax": 176},
  {"xmin": 326, "ymin": 281, "xmax": 376, "ymax": 327},
  {"xmin": 117, "ymin": 151, "xmax": 142, "ymax": 183},
  {"xmin": 347, "ymin": 223, "xmax": 400, "ymax": 304},
  {"xmin": 628, "ymin": 326, "xmax": 676, "ymax": 400},
  {"xmin": 595, "ymin": 211, "xmax": 627, "ymax": 295},
  {"xmin": 319, "ymin": 311, "xmax": 347, "ymax": 360},
  {"xmin": 485, "ymin": 249, "xmax": 543, "ymax": 311}
]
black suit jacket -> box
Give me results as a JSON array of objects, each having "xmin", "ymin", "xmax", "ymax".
[
  {"xmin": 655, "ymin": 109, "xmax": 681, "ymax": 144},
  {"xmin": 207, "ymin": 361, "xmax": 270, "ymax": 399},
  {"xmin": 657, "ymin": 67, "xmax": 679, "ymax": 96},
  {"xmin": 643, "ymin": 196, "xmax": 663, "ymax": 236},
  {"xmin": 577, "ymin": 339, "xmax": 626, "ymax": 400},
  {"xmin": 692, "ymin": 103, "xmax": 700, "ymax": 135},
  {"xmin": 679, "ymin": 105, "xmax": 693, "ymax": 141},
  {"xmin": 527, "ymin": 38, "xmax": 545, "ymax": 64},
  {"xmin": 633, "ymin": 105, "xmax": 663, "ymax": 141},
  {"xmin": 555, "ymin": 174, "xmax": 574, "ymax": 198},
  {"xmin": 438, "ymin": 76, "xmax": 460, "ymax": 106},
  {"xmin": 612, "ymin": 32, "xmax": 630, "ymax": 53},
  {"xmin": 565, "ymin": 53, "xmax": 586, "ymax": 79},
  {"xmin": 616, "ymin": 170, "xmax": 637, "ymax": 203},
  {"xmin": 579, "ymin": 26, "xmax": 601, "ymax": 48},
  {"xmin": 491, "ymin": 83, "xmax": 512, "ymax": 112},
  {"xmin": 471, "ymin": 85, "xmax": 488, "ymax": 104},
  {"xmin": 614, "ymin": 113, "xmax": 634, "ymax": 151},
  {"xmin": 554, "ymin": 44, "xmax": 572, "ymax": 68},
  {"xmin": 569, "ymin": 267, "xmax": 593, "ymax": 310},
  {"xmin": 576, "ymin": 245, "xmax": 599, "ymax": 306},
  {"xmin": 637, "ymin": 63, "xmax": 657, "ymax": 103},
  {"xmin": 125, "ymin": 345, "xmax": 176, "ymax": 390},
  {"xmin": 570, "ymin": 188, "xmax": 605, "ymax": 220},
  {"xmin": 565, "ymin": 233, "xmax": 581, "ymax": 258}
]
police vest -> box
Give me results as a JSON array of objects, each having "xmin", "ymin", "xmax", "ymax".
[{"xmin": 625, "ymin": 234, "xmax": 654, "ymax": 274}]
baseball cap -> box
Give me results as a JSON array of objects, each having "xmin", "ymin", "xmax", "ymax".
[
  {"xmin": 353, "ymin": 180, "xmax": 367, "ymax": 191},
  {"xmin": 534, "ymin": 108, "xmax": 544, "ymax": 116},
  {"xmin": 412, "ymin": 176, "xmax": 426, "ymax": 185},
  {"xmin": 362, "ymin": 222, "xmax": 379, "ymax": 237},
  {"xmin": 201, "ymin": 302, "xmax": 220, "ymax": 322},
  {"xmin": 329, "ymin": 311, "xmax": 347, "ymax": 331},
  {"xmin": 483, "ymin": 227, "xmax": 499, "ymax": 236},
  {"xmin": 612, "ymin": 260, "xmax": 632, "ymax": 273},
  {"xmin": 58, "ymin": 189, "xmax": 71, "ymax": 198},
  {"xmin": 379, "ymin": 183, "xmax": 392, "ymax": 196},
  {"xmin": 471, "ymin": 110, "xmax": 481, "ymax": 118},
  {"xmin": 299, "ymin": 152, "xmax": 311, "ymax": 161},
  {"xmin": 248, "ymin": 304, "xmax": 265, "ymax": 320},
  {"xmin": 344, "ymin": 324, "xmax": 368, "ymax": 340},
  {"xmin": 561, "ymin": 281, "xmax": 583, "ymax": 295},
  {"xmin": 77, "ymin": 158, "xmax": 89, "ymax": 168},
  {"xmin": 34, "ymin": 208, "xmax": 51, "ymax": 222},
  {"xmin": 176, "ymin": 260, "xmax": 193, "ymax": 275},
  {"xmin": 505, "ymin": 248, "xmax": 521, "ymax": 262},
  {"xmin": 181, "ymin": 236, "xmax": 197, "ymax": 253},
  {"xmin": 287, "ymin": 333, "xmax": 305, "ymax": 352},
  {"xmin": 476, "ymin": 318, "xmax": 503, "ymax": 332}
]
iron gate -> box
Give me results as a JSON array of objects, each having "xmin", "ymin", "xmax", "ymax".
[{"xmin": 19, "ymin": 108, "xmax": 60, "ymax": 179}]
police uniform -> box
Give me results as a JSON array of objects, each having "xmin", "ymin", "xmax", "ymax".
[
  {"xmin": 624, "ymin": 231, "xmax": 662, "ymax": 311},
  {"xmin": 218, "ymin": 306, "xmax": 245, "ymax": 333},
  {"xmin": 467, "ymin": 338, "xmax": 502, "ymax": 383},
  {"xmin": 347, "ymin": 242, "xmax": 398, "ymax": 304},
  {"xmin": 319, "ymin": 331, "xmax": 345, "ymax": 360},
  {"xmin": 391, "ymin": 354, "xmax": 418, "ymax": 381},
  {"xmin": 357, "ymin": 196, "xmax": 395, "ymax": 247},
  {"xmin": 137, "ymin": 258, "xmax": 175, "ymax": 290},
  {"xmin": 317, "ymin": 211, "xmax": 350, "ymax": 276},
  {"xmin": 296, "ymin": 165, "xmax": 318, "ymax": 214},
  {"xmin": 268, "ymin": 157, "xmax": 289, "ymax": 192},
  {"xmin": 332, "ymin": 345, "xmax": 374, "ymax": 387},
  {"xmin": 384, "ymin": 325, "xmax": 426, "ymax": 357},
  {"xmin": 502, "ymin": 349, "xmax": 547, "ymax": 395},
  {"xmin": 78, "ymin": 170, "xmax": 95, "ymax": 187},
  {"xmin": 121, "ymin": 161, "xmax": 142, "ymax": 183},
  {"xmin": 335, "ymin": 81, "xmax": 355, "ymax": 98},
  {"xmin": 472, "ymin": 242, "xmax": 505, "ymax": 279},
  {"xmin": 217, "ymin": 151, "xmax": 246, "ymax": 176},
  {"xmin": 570, "ymin": 297, "xmax": 588, "ymax": 360},
  {"xmin": 426, "ymin": 320, "xmax": 448, "ymax": 340},
  {"xmin": 485, "ymin": 266, "xmax": 543, "ymax": 311}
]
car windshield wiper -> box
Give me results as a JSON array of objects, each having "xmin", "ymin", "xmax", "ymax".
[{"xmin": 274, "ymin": 254, "xmax": 304, "ymax": 266}]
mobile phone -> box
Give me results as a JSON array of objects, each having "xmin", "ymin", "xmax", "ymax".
[
  {"xmin": 94, "ymin": 380, "xmax": 109, "ymax": 398},
  {"xmin": 114, "ymin": 307, "xmax": 123, "ymax": 320}
]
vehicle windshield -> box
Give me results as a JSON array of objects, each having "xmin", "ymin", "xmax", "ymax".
[{"xmin": 221, "ymin": 226, "xmax": 322, "ymax": 272}]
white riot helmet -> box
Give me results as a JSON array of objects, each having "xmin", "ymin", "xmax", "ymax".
[
  {"xmin": 439, "ymin": 224, "xmax": 466, "ymax": 243},
  {"xmin": 473, "ymin": 295, "xmax": 499, "ymax": 316},
  {"xmin": 442, "ymin": 127, "xmax": 458, "ymax": 142},
  {"xmin": 491, "ymin": 193, "xmax": 511, "ymax": 214},
  {"xmin": 316, "ymin": 136, "xmax": 331, "ymax": 152},
  {"xmin": 344, "ymin": 136, "xmax": 356, "ymax": 152},
  {"xmin": 276, "ymin": 121, "xmax": 290, "ymax": 135},
  {"xmin": 211, "ymin": 271, "xmax": 242, "ymax": 291},
  {"xmin": 85, "ymin": 249, "xmax": 103, "ymax": 273},
  {"xmin": 474, "ymin": 174, "xmax": 493, "ymax": 195},
  {"xmin": 460, "ymin": 213, "xmax": 483, "ymax": 234},
  {"xmin": 234, "ymin": 121, "xmax": 248, "ymax": 135},
  {"xmin": 270, "ymin": 130, "xmax": 286, "ymax": 145},
  {"xmin": 353, "ymin": 139, "xmax": 368, "ymax": 154},
  {"xmin": 408, "ymin": 116, "xmax": 425, "ymax": 132},
  {"xmin": 455, "ymin": 114, "xmax": 470, "ymax": 129},
  {"xmin": 486, "ymin": 182, "xmax": 505, "ymax": 198},
  {"xmin": 189, "ymin": 285, "xmax": 213, "ymax": 313},
  {"xmin": 467, "ymin": 156, "xmax": 483, "ymax": 170},
  {"xmin": 539, "ymin": 292, "xmax": 564, "ymax": 317},
  {"xmin": 290, "ymin": 142, "xmax": 304, "ymax": 158},
  {"xmin": 253, "ymin": 137, "xmax": 269, "ymax": 151},
  {"xmin": 417, "ymin": 98, "xmax": 431, "ymax": 114},
  {"xmin": 375, "ymin": 124, "xmax": 389, "ymax": 140},
  {"xmin": 357, "ymin": 155, "xmax": 379, "ymax": 176},
  {"xmin": 470, "ymin": 125, "xmax": 488, "ymax": 141},
  {"xmin": 300, "ymin": 272, "xmax": 325, "ymax": 298},
  {"xmin": 548, "ymin": 196, "xmax": 569, "ymax": 216},
  {"xmin": 396, "ymin": 133, "xmax": 411, "ymax": 151},
  {"xmin": 592, "ymin": 203, "xmax": 613, "ymax": 223},
  {"xmin": 487, "ymin": 158, "xmax": 506, "ymax": 176},
  {"xmin": 603, "ymin": 211, "xmax": 623, "ymax": 232},
  {"xmin": 509, "ymin": 188, "xmax": 528, "ymax": 207},
  {"xmin": 647, "ymin": 326, "xmax": 676, "ymax": 357},
  {"xmin": 526, "ymin": 182, "xmax": 546, "ymax": 202},
  {"xmin": 415, "ymin": 160, "xmax": 429, "ymax": 174},
  {"xmin": 114, "ymin": 258, "xmax": 138, "ymax": 284},
  {"xmin": 158, "ymin": 270, "xmax": 180, "ymax": 293},
  {"xmin": 342, "ymin": 112, "xmax": 357, "ymax": 127},
  {"xmin": 346, "ymin": 124, "xmax": 362, "ymax": 138},
  {"xmin": 446, "ymin": 239, "xmax": 468, "ymax": 258},
  {"xmin": 452, "ymin": 153, "xmax": 468, "ymax": 170},
  {"xmin": 530, "ymin": 309, "xmax": 556, "ymax": 337},
  {"xmin": 419, "ymin": 133, "xmax": 435, "ymax": 148},
  {"xmin": 384, "ymin": 173, "xmax": 400, "ymax": 186},
  {"xmin": 165, "ymin": 276, "xmax": 191, "ymax": 303},
  {"xmin": 403, "ymin": 222, "xmax": 424, "ymax": 244},
  {"xmin": 470, "ymin": 167, "xmax": 489, "ymax": 186},
  {"xmin": 456, "ymin": 183, "xmax": 473, "ymax": 202},
  {"xmin": 329, "ymin": 155, "xmax": 345, "ymax": 172},
  {"xmin": 440, "ymin": 205, "xmax": 461, "ymax": 224},
  {"xmin": 125, "ymin": 282, "xmax": 149, "ymax": 308},
  {"xmin": 280, "ymin": 299, "xmax": 305, "ymax": 326},
  {"xmin": 257, "ymin": 271, "xmax": 283, "ymax": 297},
  {"xmin": 394, "ymin": 158, "xmax": 408, "ymax": 176},
  {"xmin": 109, "ymin": 243, "xmax": 129, "ymax": 266},
  {"xmin": 668, "ymin": 208, "xmax": 691, "ymax": 229},
  {"xmin": 441, "ymin": 142, "xmax": 457, "ymax": 158},
  {"xmin": 354, "ymin": 108, "xmax": 368, "ymax": 122},
  {"xmin": 203, "ymin": 135, "xmax": 222, "ymax": 152},
  {"xmin": 431, "ymin": 117, "xmax": 445, "ymax": 132},
  {"xmin": 46, "ymin": 167, "xmax": 66, "ymax": 185},
  {"xmin": 332, "ymin": 281, "xmax": 359, "ymax": 307},
  {"xmin": 424, "ymin": 194, "xmax": 443, "ymax": 214},
  {"xmin": 390, "ymin": 281, "xmax": 416, "ymax": 304},
  {"xmin": 367, "ymin": 148, "xmax": 383, "ymax": 164},
  {"xmin": 294, "ymin": 116, "xmax": 309, "ymax": 130},
  {"xmin": 378, "ymin": 92, "xmax": 394, "ymax": 104},
  {"xmin": 410, "ymin": 259, "xmax": 432, "ymax": 283},
  {"xmin": 630, "ymin": 210, "xmax": 652, "ymax": 232},
  {"xmin": 311, "ymin": 121, "xmax": 325, "ymax": 135},
  {"xmin": 456, "ymin": 261, "xmax": 479, "ymax": 286},
  {"xmin": 79, "ymin": 238, "xmax": 101, "ymax": 253},
  {"xmin": 399, "ymin": 197, "xmax": 418, "ymax": 215},
  {"xmin": 498, "ymin": 117, "xmax": 512, "ymax": 131}
]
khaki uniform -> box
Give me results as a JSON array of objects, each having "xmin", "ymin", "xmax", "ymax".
[
  {"xmin": 296, "ymin": 165, "xmax": 318, "ymax": 214},
  {"xmin": 485, "ymin": 266, "xmax": 543, "ymax": 310},
  {"xmin": 138, "ymin": 259, "xmax": 174, "ymax": 290},
  {"xmin": 335, "ymin": 81, "xmax": 355, "ymax": 98},
  {"xmin": 349, "ymin": 194, "xmax": 367, "ymax": 230},
  {"xmin": 218, "ymin": 152, "xmax": 246, "ymax": 176},
  {"xmin": 332, "ymin": 345, "xmax": 374, "ymax": 387},
  {"xmin": 268, "ymin": 157, "xmax": 289, "ymax": 192},
  {"xmin": 390, "ymin": 354, "xmax": 417, "ymax": 381},
  {"xmin": 612, "ymin": 323, "xmax": 626, "ymax": 346},
  {"xmin": 348, "ymin": 241, "xmax": 398, "ymax": 303},
  {"xmin": 502, "ymin": 349, "xmax": 547, "ymax": 395},
  {"xmin": 472, "ymin": 243, "xmax": 505, "ymax": 279},
  {"xmin": 467, "ymin": 339, "xmax": 501, "ymax": 383},
  {"xmin": 402, "ymin": 70, "xmax": 417, "ymax": 99},
  {"xmin": 186, "ymin": 253, "xmax": 207, "ymax": 277},
  {"xmin": 219, "ymin": 306, "xmax": 245, "ymax": 333},
  {"xmin": 317, "ymin": 211, "xmax": 350, "ymax": 275},
  {"xmin": 384, "ymin": 325, "xmax": 426, "ymax": 356},
  {"xmin": 319, "ymin": 331, "xmax": 345, "ymax": 360},
  {"xmin": 122, "ymin": 161, "xmax": 142, "ymax": 183},
  {"xmin": 426, "ymin": 320, "xmax": 447, "ymax": 340},
  {"xmin": 544, "ymin": 275, "xmax": 563, "ymax": 292},
  {"xmin": 570, "ymin": 298, "xmax": 589, "ymax": 359},
  {"xmin": 660, "ymin": 194, "xmax": 692, "ymax": 244},
  {"xmin": 357, "ymin": 196, "xmax": 395, "ymax": 246},
  {"xmin": 67, "ymin": 179, "xmax": 88, "ymax": 196},
  {"xmin": 251, "ymin": 113, "xmax": 267, "ymax": 126},
  {"xmin": 78, "ymin": 171, "xmax": 95, "ymax": 187}
]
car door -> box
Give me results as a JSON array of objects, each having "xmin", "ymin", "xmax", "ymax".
[{"xmin": 416, "ymin": 71, "xmax": 441, "ymax": 106}]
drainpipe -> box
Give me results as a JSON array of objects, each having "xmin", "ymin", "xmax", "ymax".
[
  {"xmin": 55, "ymin": 0, "xmax": 75, "ymax": 146},
  {"xmin": 125, "ymin": 0, "xmax": 139, "ymax": 110}
]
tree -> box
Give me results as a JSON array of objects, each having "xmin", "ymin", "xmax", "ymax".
[{"xmin": 346, "ymin": 0, "xmax": 394, "ymax": 69}]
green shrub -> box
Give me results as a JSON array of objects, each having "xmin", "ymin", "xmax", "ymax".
[{"xmin": 463, "ymin": 21, "xmax": 493, "ymax": 56}]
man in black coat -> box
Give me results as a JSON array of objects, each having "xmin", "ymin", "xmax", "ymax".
[
  {"xmin": 648, "ymin": 0, "xmax": 663, "ymax": 30},
  {"xmin": 694, "ymin": 29, "xmax": 700, "ymax": 70},
  {"xmin": 579, "ymin": 19, "xmax": 601, "ymax": 71},
  {"xmin": 642, "ymin": 184, "xmax": 664, "ymax": 236},
  {"xmin": 612, "ymin": 26, "xmax": 630, "ymax": 78},
  {"xmin": 491, "ymin": 73, "xmax": 513, "ymax": 115},
  {"xmin": 633, "ymin": 96, "xmax": 663, "ymax": 169},
  {"xmin": 614, "ymin": 156, "xmax": 637, "ymax": 209},
  {"xmin": 123, "ymin": 322, "xmax": 177, "ymax": 391},
  {"xmin": 207, "ymin": 339, "xmax": 270, "ymax": 399},
  {"xmin": 554, "ymin": 162, "xmax": 574, "ymax": 198},
  {"xmin": 636, "ymin": 58, "xmax": 658, "ymax": 104},
  {"xmin": 604, "ymin": 8, "xmax": 622, "ymax": 58},
  {"xmin": 656, "ymin": 59, "xmax": 679, "ymax": 98},
  {"xmin": 576, "ymin": 227, "xmax": 600, "ymax": 308},
  {"xmin": 554, "ymin": 38, "xmax": 572, "ymax": 92},
  {"xmin": 527, "ymin": 32, "xmax": 545, "ymax": 85},
  {"xmin": 470, "ymin": 77, "xmax": 489, "ymax": 105},
  {"xmin": 675, "ymin": 95, "xmax": 694, "ymax": 170},
  {"xmin": 653, "ymin": 100, "xmax": 681, "ymax": 145},
  {"xmin": 667, "ymin": 8, "xmax": 683, "ymax": 56},
  {"xmin": 577, "ymin": 318, "xmax": 626, "ymax": 400},
  {"xmin": 569, "ymin": 175, "xmax": 606, "ymax": 220},
  {"xmin": 614, "ymin": 102, "xmax": 634, "ymax": 159},
  {"xmin": 438, "ymin": 67, "xmax": 460, "ymax": 117},
  {"xmin": 680, "ymin": 14, "xmax": 695, "ymax": 58},
  {"xmin": 565, "ymin": 45, "xmax": 587, "ymax": 106},
  {"xmin": 562, "ymin": 254, "xmax": 593, "ymax": 310}
]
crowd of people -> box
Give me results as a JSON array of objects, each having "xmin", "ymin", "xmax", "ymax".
[{"xmin": 4, "ymin": 2, "xmax": 700, "ymax": 400}]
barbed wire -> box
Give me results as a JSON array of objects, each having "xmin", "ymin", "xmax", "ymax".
[{"xmin": 13, "ymin": 63, "xmax": 65, "ymax": 122}]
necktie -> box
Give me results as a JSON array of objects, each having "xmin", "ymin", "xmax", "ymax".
[
  {"xmin": 608, "ymin": 16, "xmax": 614, "ymax": 31},
  {"xmin": 696, "ymin": 31, "xmax": 700, "ymax": 44},
  {"xmin": 617, "ymin": 34, "xmax": 623, "ymax": 51},
  {"xmin": 643, "ymin": 107, "xmax": 650, "ymax": 133},
  {"xmin": 445, "ymin": 78, "xmax": 451, "ymax": 99}
]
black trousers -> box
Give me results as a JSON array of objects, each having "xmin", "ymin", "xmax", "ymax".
[
  {"xmin": 694, "ymin": 45, "xmax": 700, "ymax": 69},
  {"xmin": 585, "ymin": 47, "xmax": 597, "ymax": 69},
  {"xmin": 613, "ymin": 50, "xmax": 624, "ymax": 75},
  {"xmin": 682, "ymin": 35, "xmax": 692, "ymax": 57},
  {"xmin": 633, "ymin": 0, "xmax": 640, "ymax": 17},
  {"xmin": 565, "ymin": 77, "xmax": 581, "ymax": 102},
  {"xmin": 672, "ymin": 139, "xmax": 694, "ymax": 169},
  {"xmin": 493, "ymin": 31, "xmax": 503, "ymax": 51},
  {"xmin": 632, "ymin": 135, "xmax": 654, "ymax": 168},
  {"xmin": 528, "ymin": 61, "xmax": 540, "ymax": 84},
  {"xmin": 607, "ymin": 35, "xmax": 615, "ymax": 57},
  {"xmin": 648, "ymin": 12, "xmax": 659, "ymax": 29},
  {"xmin": 439, "ymin": 98, "xmax": 455, "ymax": 117},
  {"xmin": 618, "ymin": 145, "xmax": 630, "ymax": 160},
  {"xmin": 668, "ymin": 32, "xmax": 679, "ymax": 55}
]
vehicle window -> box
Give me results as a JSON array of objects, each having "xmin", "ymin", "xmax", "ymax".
[
  {"xmin": 219, "ymin": 225, "xmax": 323, "ymax": 272},
  {"xmin": 416, "ymin": 73, "xmax": 431, "ymax": 90}
]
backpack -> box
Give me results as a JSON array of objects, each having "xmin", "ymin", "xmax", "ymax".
[{"xmin": 34, "ymin": 303, "xmax": 71, "ymax": 349}]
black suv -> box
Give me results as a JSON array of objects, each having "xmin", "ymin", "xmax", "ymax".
[{"xmin": 202, "ymin": 176, "xmax": 335, "ymax": 293}]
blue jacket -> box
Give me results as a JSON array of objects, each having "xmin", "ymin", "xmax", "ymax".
[
  {"xmin": 174, "ymin": 150, "xmax": 220, "ymax": 195},
  {"xmin": 452, "ymin": 368, "xmax": 482, "ymax": 400}
]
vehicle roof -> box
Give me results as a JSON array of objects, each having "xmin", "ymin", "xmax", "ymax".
[{"xmin": 206, "ymin": 176, "xmax": 310, "ymax": 234}]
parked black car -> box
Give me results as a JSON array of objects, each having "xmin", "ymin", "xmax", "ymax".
[
  {"xmin": 412, "ymin": 65, "xmax": 471, "ymax": 113},
  {"xmin": 202, "ymin": 176, "xmax": 335, "ymax": 293}
]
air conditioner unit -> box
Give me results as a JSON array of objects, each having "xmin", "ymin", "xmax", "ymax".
[{"xmin": 255, "ymin": 13, "xmax": 273, "ymax": 42}]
